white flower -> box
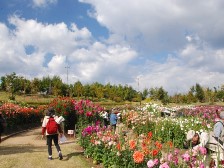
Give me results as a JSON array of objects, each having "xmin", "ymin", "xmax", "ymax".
[
  {"xmin": 117, "ymin": 151, "xmax": 121, "ymax": 156},
  {"xmin": 108, "ymin": 141, "xmax": 113, "ymax": 146}
]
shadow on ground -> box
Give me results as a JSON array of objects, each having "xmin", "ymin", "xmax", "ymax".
[
  {"xmin": 0, "ymin": 145, "xmax": 46, "ymax": 155},
  {"xmin": 63, "ymin": 151, "xmax": 84, "ymax": 161}
]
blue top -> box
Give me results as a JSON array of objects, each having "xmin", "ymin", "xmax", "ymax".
[{"xmin": 110, "ymin": 113, "xmax": 117, "ymax": 125}]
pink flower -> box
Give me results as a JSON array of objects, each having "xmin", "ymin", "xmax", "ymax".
[
  {"xmin": 167, "ymin": 153, "xmax": 173, "ymax": 160},
  {"xmin": 182, "ymin": 153, "xmax": 190, "ymax": 162},
  {"xmin": 192, "ymin": 147, "xmax": 199, "ymax": 156},
  {"xmin": 172, "ymin": 156, "xmax": 178, "ymax": 165},
  {"xmin": 199, "ymin": 146, "xmax": 207, "ymax": 155},
  {"xmin": 153, "ymin": 158, "xmax": 159, "ymax": 165},
  {"xmin": 199, "ymin": 163, "xmax": 205, "ymax": 168},
  {"xmin": 159, "ymin": 162, "xmax": 170, "ymax": 168},
  {"xmin": 174, "ymin": 149, "xmax": 179, "ymax": 155},
  {"xmin": 147, "ymin": 160, "xmax": 155, "ymax": 168},
  {"xmin": 86, "ymin": 111, "xmax": 92, "ymax": 117}
]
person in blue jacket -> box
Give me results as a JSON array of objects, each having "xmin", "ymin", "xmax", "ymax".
[{"xmin": 110, "ymin": 110, "xmax": 117, "ymax": 132}]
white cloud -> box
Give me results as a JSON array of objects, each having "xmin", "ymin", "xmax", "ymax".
[
  {"xmin": 0, "ymin": 16, "xmax": 137, "ymax": 87},
  {"xmin": 132, "ymin": 35, "xmax": 224, "ymax": 95},
  {"xmin": 80, "ymin": 0, "xmax": 224, "ymax": 52},
  {"xmin": 32, "ymin": 0, "xmax": 57, "ymax": 8}
]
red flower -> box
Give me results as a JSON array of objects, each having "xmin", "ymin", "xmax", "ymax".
[
  {"xmin": 151, "ymin": 149, "xmax": 159, "ymax": 157},
  {"xmin": 148, "ymin": 132, "xmax": 153, "ymax": 139}
]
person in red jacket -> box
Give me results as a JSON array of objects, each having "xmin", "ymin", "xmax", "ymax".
[{"xmin": 42, "ymin": 107, "xmax": 63, "ymax": 160}]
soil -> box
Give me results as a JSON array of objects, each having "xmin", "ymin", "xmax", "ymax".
[{"xmin": 0, "ymin": 127, "xmax": 103, "ymax": 168}]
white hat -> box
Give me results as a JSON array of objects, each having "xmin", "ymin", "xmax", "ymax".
[{"xmin": 186, "ymin": 130, "xmax": 196, "ymax": 141}]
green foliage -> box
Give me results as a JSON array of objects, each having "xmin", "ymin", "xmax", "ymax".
[
  {"xmin": 1, "ymin": 72, "xmax": 224, "ymax": 104},
  {"xmin": 133, "ymin": 120, "xmax": 155, "ymax": 135},
  {"xmin": 113, "ymin": 96, "xmax": 123, "ymax": 102}
]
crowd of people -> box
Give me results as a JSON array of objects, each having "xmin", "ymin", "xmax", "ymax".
[{"xmin": 101, "ymin": 108, "xmax": 122, "ymax": 132}]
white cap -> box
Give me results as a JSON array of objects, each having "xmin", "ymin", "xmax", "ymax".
[{"xmin": 186, "ymin": 130, "xmax": 196, "ymax": 141}]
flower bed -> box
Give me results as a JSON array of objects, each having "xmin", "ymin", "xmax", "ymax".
[
  {"xmin": 79, "ymin": 103, "xmax": 224, "ymax": 167},
  {"xmin": 0, "ymin": 102, "xmax": 44, "ymax": 134},
  {"xmin": 80, "ymin": 125, "xmax": 209, "ymax": 167},
  {"xmin": 1, "ymin": 99, "xmax": 223, "ymax": 167}
]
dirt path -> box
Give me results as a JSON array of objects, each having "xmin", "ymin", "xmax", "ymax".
[{"xmin": 0, "ymin": 128, "xmax": 102, "ymax": 168}]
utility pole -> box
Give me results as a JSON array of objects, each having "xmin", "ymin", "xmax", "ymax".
[
  {"xmin": 137, "ymin": 77, "xmax": 139, "ymax": 92},
  {"xmin": 65, "ymin": 65, "xmax": 70, "ymax": 85},
  {"xmin": 65, "ymin": 64, "xmax": 70, "ymax": 97}
]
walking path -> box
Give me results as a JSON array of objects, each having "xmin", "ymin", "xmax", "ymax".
[{"xmin": 0, "ymin": 127, "xmax": 102, "ymax": 168}]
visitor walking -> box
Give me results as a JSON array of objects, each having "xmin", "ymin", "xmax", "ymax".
[{"xmin": 42, "ymin": 107, "xmax": 63, "ymax": 160}]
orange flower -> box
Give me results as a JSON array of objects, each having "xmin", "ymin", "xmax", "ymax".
[
  {"xmin": 116, "ymin": 143, "xmax": 121, "ymax": 151},
  {"xmin": 129, "ymin": 140, "xmax": 136, "ymax": 150},
  {"xmin": 133, "ymin": 151, "xmax": 144, "ymax": 163},
  {"xmin": 155, "ymin": 141, "xmax": 162, "ymax": 150},
  {"xmin": 142, "ymin": 147, "xmax": 150, "ymax": 155}
]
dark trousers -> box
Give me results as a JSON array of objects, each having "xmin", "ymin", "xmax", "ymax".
[
  {"xmin": 46, "ymin": 134, "xmax": 61, "ymax": 156},
  {"xmin": 103, "ymin": 119, "xmax": 109, "ymax": 127},
  {"xmin": 111, "ymin": 124, "xmax": 116, "ymax": 132}
]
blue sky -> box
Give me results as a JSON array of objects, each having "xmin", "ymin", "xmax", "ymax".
[{"xmin": 0, "ymin": 0, "xmax": 224, "ymax": 95}]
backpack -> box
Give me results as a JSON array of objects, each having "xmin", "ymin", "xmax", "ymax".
[{"xmin": 46, "ymin": 117, "xmax": 58, "ymax": 134}]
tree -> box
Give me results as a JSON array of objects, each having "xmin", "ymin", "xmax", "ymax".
[
  {"xmin": 31, "ymin": 78, "xmax": 41, "ymax": 94},
  {"xmin": 195, "ymin": 83, "xmax": 205, "ymax": 102},
  {"xmin": 39, "ymin": 76, "xmax": 52, "ymax": 94},
  {"xmin": 142, "ymin": 88, "xmax": 149, "ymax": 100},
  {"xmin": 0, "ymin": 76, "xmax": 7, "ymax": 91},
  {"xmin": 73, "ymin": 81, "xmax": 84, "ymax": 98},
  {"xmin": 148, "ymin": 87, "xmax": 169, "ymax": 104},
  {"xmin": 51, "ymin": 76, "xmax": 63, "ymax": 96},
  {"xmin": 4, "ymin": 72, "xmax": 24, "ymax": 100}
]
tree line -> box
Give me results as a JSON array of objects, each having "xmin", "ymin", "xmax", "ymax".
[{"xmin": 0, "ymin": 72, "xmax": 224, "ymax": 104}]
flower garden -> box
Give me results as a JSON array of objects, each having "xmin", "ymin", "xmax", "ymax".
[{"xmin": 0, "ymin": 98, "xmax": 223, "ymax": 168}]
